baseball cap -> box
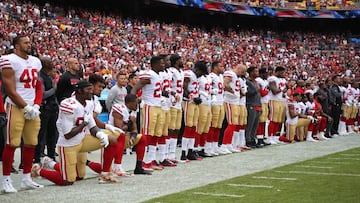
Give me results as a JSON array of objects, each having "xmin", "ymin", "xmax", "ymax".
[{"xmin": 75, "ymin": 80, "xmax": 92, "ymax": 90}]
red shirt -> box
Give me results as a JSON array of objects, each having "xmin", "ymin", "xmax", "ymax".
[{"xmin": 294, "ymin": 87, "xmax": 305, "ymax": 95}]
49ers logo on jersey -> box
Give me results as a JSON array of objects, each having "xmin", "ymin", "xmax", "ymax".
[{"xmin": 19, "ymin": 68, "xmax": 38, "ymax": 88}]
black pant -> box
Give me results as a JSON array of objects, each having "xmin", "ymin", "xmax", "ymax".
[
  {"xmin": 34, "ymin": 108, "xmax": 58, "ymax": 162},
  {"xmin": 245, "ymin": 106, "xmax": 260, "ymax": 144},
  {"xmin": 0, "ymin": 114, "xmax": 6, "ymax": 160},
  {"xmin": 330, "ymin": 105, "xmax": 341, "ymax": 135}
]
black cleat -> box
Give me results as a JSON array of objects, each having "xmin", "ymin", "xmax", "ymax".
[{"xmin": 134, "ymin": 168, "xmax": 152, "ymax": 175}]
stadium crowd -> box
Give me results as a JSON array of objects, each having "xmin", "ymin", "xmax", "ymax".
[{"xmin": 0, "ymin": 0, "xmax": 360, "ymax": 193}]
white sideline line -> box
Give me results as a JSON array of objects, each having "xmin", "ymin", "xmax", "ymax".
[
  {"xmin": 328, "ymin": 157, "xmax": 360, "ymax": 160},
  {"xmin": 252, "ymin": 176, "xmax": 297, "ymax": 181},
  {"xmin": 340, "ymin": 154, "xmax": 360, "ymax": 156},
  {"xmin": 227, "ymin": 184, "xmax": 274, "ymax": 188},
  {"xmin": 295, "ymin": 165, "xmax": 333, "ymax": 169},
  {"xmin": 311, "ymin": 161, "xmax": 350, "ymax": 165},
  {"xmin": 193, "ymin": 192, "xmax": 245, "ymax": 198},
  {"xmin": 275, "ymin": 171, "xmax": 360, "ymax": 177}
]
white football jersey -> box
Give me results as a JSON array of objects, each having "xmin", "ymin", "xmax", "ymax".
[
  {"xmin": 56, "ymin": 97, "xmax": 96, "ymax": 147},
  {"xmin": 209, "ymin": 72, "xmax": 224, "ymax": 105},
  {"xmin": 159, "ymin": 69, "xmax": 172, "ymax": 110},
  {"xmin": 298, "ymin": 102, "xmax": 307, "ymax": 115},
  {"xmin": 0, "ymin": 53, "xmax": 42, "ymax": 106},
  {"xmin": 223, "ymin": 70, "xmax": 240, "ymax": 104},
  {"xmin": 168, "ymin": 67, "xmax": 184, "ymax": 109},
  {"xmin": 108, "ymin": 103, "xmax": 130, "ymax": 126},
  {"xmin": 139, "ymin": 69, "xmax": 162, "ymax": 107},
  {"xmin": 255, "ymin": 77, "xmax": 269, "ymax": 104},
  {"xmin": 286, "ymin": 100, "xmax": 300, "ymax": 124},
  {"xmin": 184, "ymin": 69, "xmax": 199, "ymax": 99},
  {"xmin": 90, "ymin": 95, "xmax": 102, "ymax": 114},
  {"xmin": 239, "ymin": 77, "xmax": 247, "ymax": 105},
  {"xmin": 198, "ymin": 75, "xmax": 212, "ymax": 105},
  {"xmin": 267, "ymin": 75, "xmax": 287, "ymax": 101},
  {"xmin": 344, "ymin": 84, "xmax": 355, "ymax": 105}
]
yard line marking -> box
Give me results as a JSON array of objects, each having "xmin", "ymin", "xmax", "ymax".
[
  {"xmin": 275, "ymin": 171, "xmax": 360, "ymax": 177},
  {"xmin": 311, "ymin": 161, "xmax": 350, "ymax": 165},
  {"xmin": 295, "ymin": 165, "xmax": 333, "ymax": 169},
  {"xmin": 340, "ymin": 154, "xmax": 360, "ymax": 156},
  {"xmin": 252, "ymin": 176, "xmax": 297, "ymax": 181},
  {"xmin": 328, "ymin": 157, "xmax": 360, "ymax": 161},
  {"xmin": 227, "ymin": 184, "xmax": 274, "ymax": 188},
  {"xmin": 193, "ymin": 192, "xmax": 245, "ymax": 198}
]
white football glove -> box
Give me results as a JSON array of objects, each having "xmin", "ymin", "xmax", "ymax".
[
  {"xmin": 199, "ymin": 90, "xmax": 210, "ymax": 99},
  {"xmin": 32, "ymin": 104, "xmax": 41, "ymax": 118},
  {"xmin": 24, "ymin": 105, "xmax": 33, "ymax": 120},
  {"xmin": 105, "ymin": 124, "xmax": 124, "ymax": 134},
  {"xmin": 160, "ymin": 96, "xmax": 167, "ymax": 106},
  {"xmin": 24, "ymin": 104, "xmax": 40, "ymax": 120},
  {"xmin": 211, "ymin": 88, "xmax": 219, "ymax": 95},
  {"xmin": 96, "ymin": 131, "xmax": 109, "ymax": 147}
]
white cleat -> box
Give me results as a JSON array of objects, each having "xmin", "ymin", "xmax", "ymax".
[
  {"xmin": 2, "ymin": 179, "xmax": 17, "ymax": 193},
  {"xmin": 21, "ymin": 178, "xmax": 44, "ymax": 190},
  {"xmin": 219, "ymin": 146, "xmax": 232, "ymax": 154},
  {"xmin": 228, "ymin": 146, "xmax": 241, "ymax": 153},
  {"xmin": 268, "ymin": 137, "xmax": 278, "ymax": 145},
  {"xmin": 306, "ymin": 136, "xmax": 319, "ymax": 142},
  {"xmin": 317, "ymin": 132, "xmax": 329, "ymax": 141}
]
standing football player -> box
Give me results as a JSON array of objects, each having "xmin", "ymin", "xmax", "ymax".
[{"xmin": 1, "ymin": 35, "xmax": 43, "ymax": 192}]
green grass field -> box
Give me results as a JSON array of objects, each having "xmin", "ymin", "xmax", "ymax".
[{"xmin": 145, "ymin": 147, "xmax": 360, "ymax": 203}]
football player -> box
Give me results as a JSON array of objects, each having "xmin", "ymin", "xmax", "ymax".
[
  {"xmin": 86, "ymin": 94, "xmax": 151, "ymax": 175},
  {"xmin": 234, "ymin": 65, "xmax": 249, "ymax": 150},
  {"xmin": 1, "ymin": 35, "xmax": 43, "ymax": 192},
  {"xmin": 255, "ymin": 68, "xmax": 270, "ymax": 146},
  {"xmin": 222, "ymin": 64, "xmax": 243, "ymax": 153},
  {"xmin": 208, "ymin": 61, "xmax": 227, "ymax": 155},
  {"xmin": 267, "ymin": 66, "xmax": 287, "ymax": 144},
  {"xmin": 31, "ymin": 80, "xmax": 120, "ymax": 185},
  {"xmin": 167, "ymin": 54, "xmax": 184, "ymax": 162},
  {"xmin": 158, "ymin": 54, "xmax": 177, "ymax": 166},
  {"xmin": 180, "ymin": 61, "xmax": 208, "ymax": 161},
  {"xmin": 195, "ymin": 62, "xmax": 212, "ymax": 157},
  {"xmin": 131, "ymin": 56, "xmax": 165, "ymax": 170}
]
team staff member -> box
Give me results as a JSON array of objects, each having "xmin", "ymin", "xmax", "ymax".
[
  {"xmin": 1, "ymin": 35, "xmax": 43, "ymax": 193},
  {"xmin": 55, "ymin": 58, "xmax": 81, "ymax": 102},
  {"xmin": 245, "ymin": 66, "xmax": 262, "ymax": 148},
  {"xmin": 34, "ymin": 57, "xmax": 59, "ymax": 164}
]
